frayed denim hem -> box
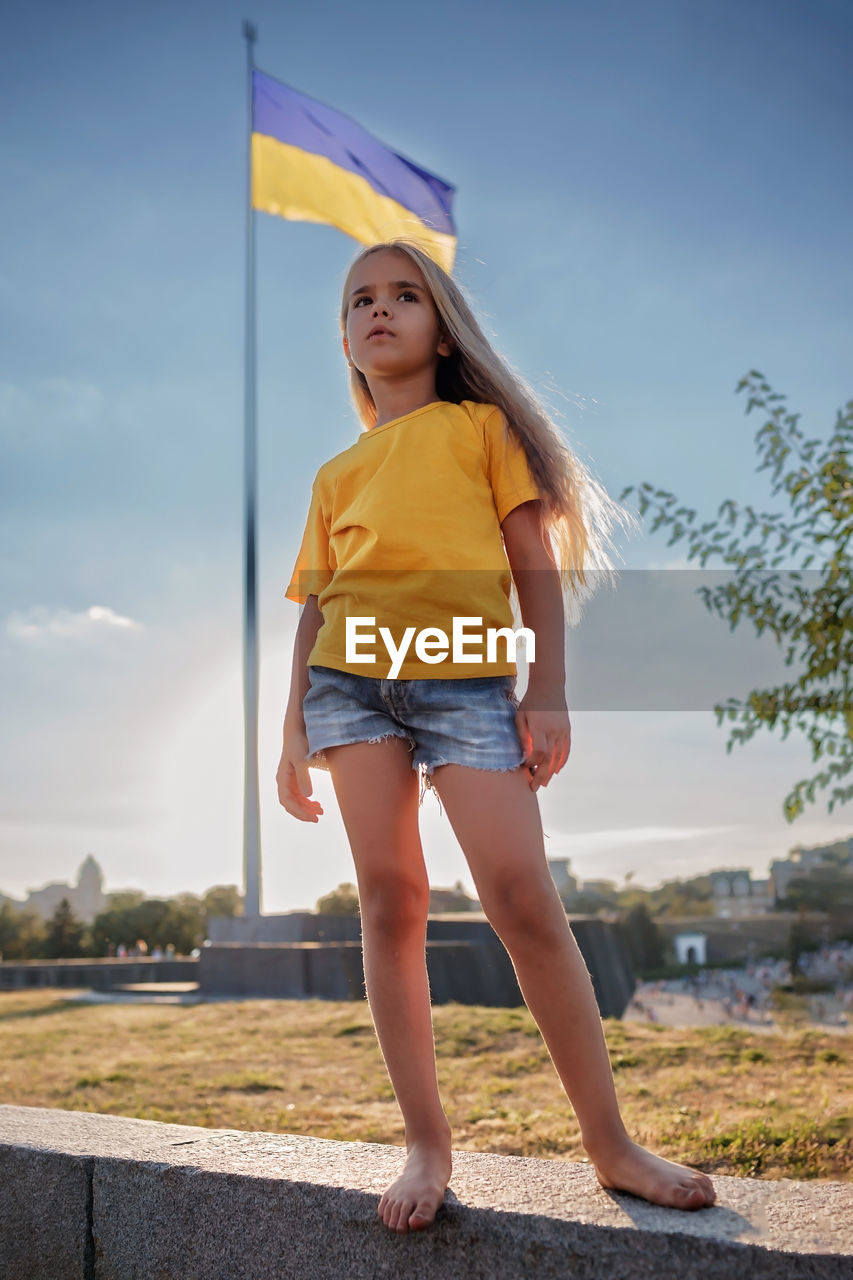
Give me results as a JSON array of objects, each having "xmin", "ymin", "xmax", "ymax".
[
  {"xmin": 416, "ymin": 759, "xmax": 523, "ymax": 814},
  {"xmin": 308, "ymin": 737, "xmax": 522, "ymax": 816}
]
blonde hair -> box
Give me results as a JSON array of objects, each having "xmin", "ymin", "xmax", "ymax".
[{"xmin": 340, "ymin": 239, "xmax": 639, "ymax": 624}]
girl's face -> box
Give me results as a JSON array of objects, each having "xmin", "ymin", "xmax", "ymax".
[{"xmin": 343, "ymin": 249, "xmax": 452, "ymax": 385}]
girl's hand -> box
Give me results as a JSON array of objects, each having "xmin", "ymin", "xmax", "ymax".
[
  {"xmin": 514, "ymin": 696, "xmax": 571, "ymax": 791},
  {"xmin": 276, "ymin": 729, "xmax": 324, "ymax": 822}
]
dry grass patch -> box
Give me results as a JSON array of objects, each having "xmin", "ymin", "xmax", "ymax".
[{"xmin": 1, "ymin": 990, "xmax": 850, "ymax": 1178}]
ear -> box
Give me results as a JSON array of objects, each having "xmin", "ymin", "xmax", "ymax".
[
  {"xmin": 437, "ymin": 331, "xmax": 455, "ymax": 358},
  {"xmin": 342, "ymin": 335, "xmax": 355, "ymax": 369}
]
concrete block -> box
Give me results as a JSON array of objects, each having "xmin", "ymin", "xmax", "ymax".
[
  {"xmin": 198, "ymin": 929, "xmax": 630, "ymax": 1015},
  {"xmin": 0, "ymin": 1141, "xmax": 93, "ymax": 1280},
  {"xmin": 1, "ymin": 1105, "xmax": 851, "ymax": 1279},
  {"xmin": 427, "ymin": 941, "xmax": 522, "ymax": 1006},
  {"xmin": 199, "ymin": 942, "xmax": 311, "ymax": 998},
  {"xmin": 206, "ymin": 913, "xmax": 362, "ymax": 944},
  {"xmin": 203, "ymin": 914, "xmax": 633, "ymax": 1016},
  {"xmin": 307, "ymin": 941, "xmax": 366, "ymax": 999},
  {"xmin": 569, "ymin": 918, "xmax": 635, "ymax": 1019}
]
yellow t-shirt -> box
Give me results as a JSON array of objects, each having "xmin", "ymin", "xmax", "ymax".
[{"xmin": 285, "ymin": 399, "xmax": 542, "ymax": 678}]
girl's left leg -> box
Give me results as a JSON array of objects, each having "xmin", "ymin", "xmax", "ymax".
[
  {"xmin": 429, "ymin": 763, "xmax": 716, "ymax": 1211},
  {"xmin": 323, "ymin": 737, "xmax": 452, "ymax": 1233}
]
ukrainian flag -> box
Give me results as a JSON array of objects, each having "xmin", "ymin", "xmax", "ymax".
[{"xmin": 251, "ymin": 70, "xmax": 457, "ymax": 272}]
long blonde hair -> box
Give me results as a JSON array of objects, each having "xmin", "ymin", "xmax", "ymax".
[{"xmin": 339, "ymin": 239, "xmax": 639, "ymax": 624}]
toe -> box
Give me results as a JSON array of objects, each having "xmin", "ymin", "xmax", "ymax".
[
  {"xmin": 384, "ymin": 1199, "xmax": 403, "ymax": 1232},
  {"xmin": 409, "ymin": 1198, "xmax": 435, "ymax": 1230},
  {"xmin": 691, "ymin": 1175, "xmax": 715, "ymax": 1207},
  {"xmin": 678, "ymin": 1184, "xmax": 708, "ymax": 1211},
  {"xmin": 393, "ymin": 1199, "xmax": 414, "ymax": 1233}
]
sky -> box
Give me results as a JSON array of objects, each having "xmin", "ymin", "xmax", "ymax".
[{"xmin": 1, "ymin": 0, "xmax": 852, "ymax": 913}]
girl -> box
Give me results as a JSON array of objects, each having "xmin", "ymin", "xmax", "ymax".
[{"xmin": 276, "ymin": 239, "xmax": 716, "ymax": 1233}]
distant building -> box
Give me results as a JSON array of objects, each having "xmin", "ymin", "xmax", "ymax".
[
  {"xmin": 673, "ymin": 932, "xmax": 707, "ymax": 965},
  {"xmin": 428, "ymin": 881, "xmax": 479, "ymax": 913},
  {"xmin": 0, "ymin": 855, "xmax": 107, "ymax": 923},
  {"xmin": 580, "ymin": 879, "xmax": 617, "ymax": 898},
  {"xmin": 769, "ymin": 859, "xmax": 797, "ymax": 902},
  {"xmin": 710, "ymin": 869, "xmax": 773, "ymax": 918},
  {"xmin": 793, "ymin": 838, "xmax": 853, "ymax": 871},
  {"xmin": 547, "ymin": 858, "xmax": 578, "ymax": 898},
  {"xmin": 770, "ymin": 840, "xmax": 853, "ymax": 902}
]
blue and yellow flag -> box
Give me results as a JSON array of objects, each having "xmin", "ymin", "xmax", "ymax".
[{"xmin": 251, "ymin": 70, "xmax": 457, "ymax": 272}]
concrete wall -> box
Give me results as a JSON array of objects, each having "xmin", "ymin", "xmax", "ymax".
[
  {"xmin": 0, "ymin": 916, "xmax": 634, "ymax": 1017},
  {"xmin": 199, "ymin": 916, "xmax": 634, "ymax": 1018},
  {"xmin": 2, "ymin": 1105, "xmax": 851, "ymax": 1279},
  {"xmin": 198, "ymin": 941, "xmax": 524, "ymax": 1008},
  {"xmin": 0, "ymin": 957, "xmax": 197, "ymax": 991},
  {"xmin": 656, "ymin": 914, "xmax": 838, "ymax": 965},
  {"xmin": 207, "ymin": 913, "xmax": 362, "ymax": 943}
]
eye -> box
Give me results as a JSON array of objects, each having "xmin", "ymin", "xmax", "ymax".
[
  {"xmin": 353, "ymin": 295, "xmax": 371, "ymax": 307},
  {"xmin": 399, "ymin": 291, "xmax": 419, "ymax": 302}
]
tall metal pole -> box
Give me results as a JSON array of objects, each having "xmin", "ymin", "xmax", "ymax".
[{"xmin": 242, "ymin": 19, "xmax": 261, "ymax": 918}]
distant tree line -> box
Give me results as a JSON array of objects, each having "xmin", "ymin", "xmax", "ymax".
[
  {"xmin": 7, "ymin": 860, "xmax": 850, "ymax": 970},
  {"xmin": 0, "ymin": 885, "xmax": 242, "ymax": 961}
]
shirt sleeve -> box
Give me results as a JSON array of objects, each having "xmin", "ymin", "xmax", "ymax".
[
  {"xmin": 482, "ymin": 405, "xmax": 542, "ymax": 523},
  {"xmin": 284, "ymin": 474, "xmax": 335, "ymax": 603}
]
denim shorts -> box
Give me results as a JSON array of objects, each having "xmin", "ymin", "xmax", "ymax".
[{"xmin": 303, "ymin": 664, "xmax": 526, "ymax": 807}]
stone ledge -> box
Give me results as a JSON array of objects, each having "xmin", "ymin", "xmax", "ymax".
[{"xmin": 0, "ymin": 1105, "xmax": 850, "ymax": 1279}]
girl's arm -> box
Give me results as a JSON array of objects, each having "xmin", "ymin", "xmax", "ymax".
[
  {"xmin": 277, "ymin": 595, "xmax": 325, "ymax": 821},
  {"xmin": 284, "ymin": 594, "xmax": 324, "ymax": 730},
  {"xmin": 501, "ymin": 500, "xmax": 571, "ymax": 789}
]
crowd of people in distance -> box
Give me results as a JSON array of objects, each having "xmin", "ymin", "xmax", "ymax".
[
  {"xmin": 627, "ymin": 942, "xmax": 853, "ymax": 1029},
  {"xmin": 106, "ymin": 939, "xmax": 178, "ymax": 960}
]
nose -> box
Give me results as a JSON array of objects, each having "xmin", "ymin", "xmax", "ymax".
[{"xmin": 372, "ymin": 299, "xmax": 391, "ymax": 317}]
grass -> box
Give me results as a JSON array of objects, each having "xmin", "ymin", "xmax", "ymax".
[{"xmin": 1, "ymin": 990, "xmax": 850, "ymax": 1179}]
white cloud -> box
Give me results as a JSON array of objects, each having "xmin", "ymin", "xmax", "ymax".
[
  {"xmin": 5, "ymin": 605, "xmax": 142, "ymax": 641},
  {"xmin": 543, "ymin": 825, "xmax": 741, "ymax": 855}
]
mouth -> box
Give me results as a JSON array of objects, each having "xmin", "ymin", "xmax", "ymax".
[{"xmin": 367, "ymin": 326, "xmax": 394, "ymax": 339}]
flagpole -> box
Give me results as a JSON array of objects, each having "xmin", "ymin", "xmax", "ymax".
[{"xmin": 242, "ymin": 18, "xmax": 261, "ymax": 919}]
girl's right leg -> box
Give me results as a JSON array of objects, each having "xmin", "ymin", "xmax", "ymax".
[
  {"xmin": 429, "ymin": 762, "xmax": 715, "ymax": 1211},
  {"xmin": 323, "ymin": 736, "xmax": 452, "ymax": 1234}
]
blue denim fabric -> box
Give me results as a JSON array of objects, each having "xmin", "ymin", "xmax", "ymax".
[{"xmin": 302, "ymin": 664, "xmax": 525, "ymax": 807}]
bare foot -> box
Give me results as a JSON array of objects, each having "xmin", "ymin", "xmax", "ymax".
[
  {"xmin": 593, "ymin": 1139, "xmax": 716, "ymax": 1211},
  {"xmin": 378, "ymin": 1138, "xmax": 452, "ymax": 1234}
]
